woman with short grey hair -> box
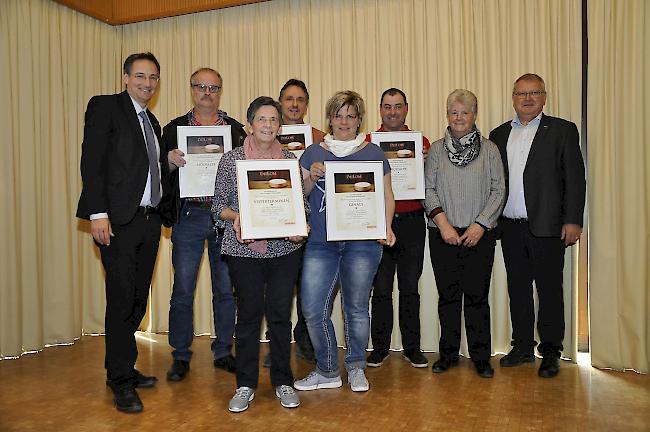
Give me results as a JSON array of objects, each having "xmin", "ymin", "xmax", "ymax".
[{"xmin": 424, "ymin": 89, "xmax": 505, "ymax": 378}]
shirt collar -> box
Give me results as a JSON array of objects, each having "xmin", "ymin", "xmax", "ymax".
[
  {"xmin": 377, "ymin": 124, "xmax": 411, "ymax": 132},
  {"xmin": 511, "ymin": 112, "xmax": 543, "ymax": 128},
  {"xmin": 129, "ymin": 96, "xmax": 147, "ymax": 115}
]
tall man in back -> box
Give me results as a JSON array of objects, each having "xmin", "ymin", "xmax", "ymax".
[
  {"xmin": 77, "ymin": 52, "xmax": 172, "ymax": 413},
  {"xmin": 366, "ymin": 88, "xmax": 430, "ymax": 368},
  {"xmin": 489, "ymin": 73, "xmax": 586, "ymax": 378},
  {"xmin": 163, "ymin": 68, "xmax": 246, "ymax": 381}
]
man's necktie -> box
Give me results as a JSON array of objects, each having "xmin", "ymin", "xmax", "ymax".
[{"xmin": 139, "ymin": 110, "xmax": 161, "ymax": 207}]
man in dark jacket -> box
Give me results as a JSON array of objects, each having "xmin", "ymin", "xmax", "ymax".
[{"xmin": 162, "ymin": 68, "xmax": 246, "ymax": 381}]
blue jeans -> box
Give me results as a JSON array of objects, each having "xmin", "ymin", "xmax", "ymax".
[
  {"xmin": 301, "ymin": 240, "xmax": 383, "ymax": 376},
  {"xmin": 169, "ymin": 204, "xmax": 235, "ymax": 361}
]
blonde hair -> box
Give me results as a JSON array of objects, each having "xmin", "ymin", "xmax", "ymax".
[
  {"xmin": 325, "ymin": 90, "xmax": 366, "ymax": 134},
  {"xmin": 447, "ymin": 89, "xmax": 478, "ymax": 113}
]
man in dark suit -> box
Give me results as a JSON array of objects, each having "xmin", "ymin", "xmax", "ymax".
[
  {"xmin": 489, "ymin": 73, "xmax": 585, "ymax": 378},
  {"xmin": 163, "ymin": 68, "xmax": 246, "ymax": 381},
  {"xmin": 76, "ymin": 52, "xmax": 172, "ymax": 412}
]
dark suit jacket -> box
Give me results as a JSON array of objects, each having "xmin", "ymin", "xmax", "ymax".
[
  {"xmin": 76, "ymin": 91, "xmax": 173, "ymax": 226},
  {"xmin": 159, "ymin": 111, "xmax": 247, "ymax": 224},
  {"xmin": 489, "ymin": 114, "xmax": 586, "ymax": 237}
]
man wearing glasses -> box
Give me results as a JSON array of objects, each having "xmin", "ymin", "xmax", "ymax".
[
  {"xmin": 77, "ymin": 52, "xmax": 173, "ymax": 413},
  {"xmin": 489, "ymin": 73, "xmax": 585, "ymax": 378},
  {"xmin": 163, "ymin": 68, "xmax": 246, "ymax": 382}
]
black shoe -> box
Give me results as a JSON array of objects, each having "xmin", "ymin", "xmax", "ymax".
[
  {"xmin": 403, "ymin": 351, "xmax": 428, "ymax": 368},
  {"xmin": 295, "ymin": 343, "xmax": 316, "ymax": 363},
  {"xmin": 499, "ymin": 348, "xmax": 535, "ymax": 367},
  {"xmin": 112, "ymin": 386, "xmax": 143, "ymax": 414},
  {"xmin": 166, "ymin": 359, "xmax": 190, "ymax": 382},
  {"xmin": 474, "ymin": 360, "xmax": 494, "ymax": 378},
  {"xmin": 106, "ymin": 370, "xmax": 158, "ymax": 388},
  {"xmin": 431, "ymin": 356, "xmax": 459, "ymax": 373},
  {"xmin": 366, "ymin": 351, "xmax": 389, "ymax": 367},
  {"xmin": 538, "ymin": 355, "xmax": 560, "ymax": 378},
  {"xmin": 262, "ymin": 353, "xmax": 271, "ymax": 368},
  {"xmin": 214, "ymin": 354, "xmax": 236, "ymax": 373}
]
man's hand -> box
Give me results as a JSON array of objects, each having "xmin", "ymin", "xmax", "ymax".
[
  {"xmin": 168, "ymin": 149, "xmax": 186, "ymax": 171},
  {"xmin": 91, "ymin": 218, "xmax": 113, "ymax": 245},
  {"xmin": 561, "ymin": 223, "xmax": 582, "ymax": 246},
  {"xmin": 460, "ymin": 223, "xmax": 485, "ymax": 247}
]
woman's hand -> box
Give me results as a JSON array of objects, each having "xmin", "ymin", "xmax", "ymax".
[
  {"xmin": 459, "ymin": 223, "xmax": 485, "ymax": 247},
  {"xmin": 286, "ymin": 235, "xmax": 305, "ymax": 244},
  {"xmin": 379, "ymin": 226, "xmax": 396, "ymax": 247},
  {"xmin": 168, "ymin": 149, "xmax": 186, "ymax": 171},
  {"xmin": 309, "ymin": 162, "xmax": 326, "ymax": 181},
  {"xmin": 233, "ymin": 214, "xmax": 254, "ymax": 244}
]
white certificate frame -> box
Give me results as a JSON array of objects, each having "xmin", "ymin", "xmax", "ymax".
[
  {"xmin": 371, "ymin": 131, "xmax": 425, "ymax": 200},
  {"xmin": 278, "ymin": 124, "xmax": 313, "ymax": 158},
  {"xmin": 177, "ymin": 125, "xmax": 233, "ymax": 198},
  {"xmin": 236, "ymin": 159, "xmax": 308, "ymax": 240},
  {"xmin": 325, "ymin": 161, "xmax": 387, "ymax": 241}
]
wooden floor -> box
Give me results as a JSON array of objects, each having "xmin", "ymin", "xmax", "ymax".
[{"xmin": 1, "ymin": 334, "xmax": 648, "ymax": 432}]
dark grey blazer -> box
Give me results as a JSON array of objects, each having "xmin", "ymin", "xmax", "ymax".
[{"xmin": 489, "ymin": 114, "xmax": 586, "ymax": 237}]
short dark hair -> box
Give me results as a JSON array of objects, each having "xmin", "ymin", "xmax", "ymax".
[
  {"xmin": 279, "ymin": 79, "xmax": 310, "ymax": 102},
  {"xmin": 513, "ymin": 73, "xmax": 546, "ymax": 93},
  {"xmin": 123, "ymin": 52, "xmax": 160, "ymax": 75},
  {"xmin": 380, "ymin": 88, "xmax": 407, "ymax": 105},
  {"xmin": 246, "ymin": 96, "xmax": 283, "ymax": 124}
]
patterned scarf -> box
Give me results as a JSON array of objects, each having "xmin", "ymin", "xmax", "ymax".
[
  {"xmin": 242, "ymin": 134, "xmax": 283, "ymax": 254},
  {"xmin": 444, "ymin": 126, "xmax": 481, "ymax": 167}
]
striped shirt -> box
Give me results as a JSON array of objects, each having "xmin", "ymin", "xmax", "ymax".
[{"xmin": 424, "ymin": 136, "xmax": 505, "ymax": 229}]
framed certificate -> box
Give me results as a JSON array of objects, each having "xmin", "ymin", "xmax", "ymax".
[
  {"xmin": 177, "ymin": 125, "xmax": 233, "ymax": 198},
  {"xmin": 236, "ymin": 159, "xmax": 308, "ymax": 240},
  {"xmin": 278, "ymin": 124, "xmax": 313, "ymax": 158},
  {"xmin": 324, "ymin": 161, "xmax": 387, "ymax": 241},
  {"xmin": 371, "ymin": 131, "xmax": 424, "ymax": 200}
]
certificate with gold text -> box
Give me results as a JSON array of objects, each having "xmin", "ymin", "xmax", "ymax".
[
  {"xmin": 277, "ymin": 124, "xmax": 313, "ymax": 158},
  {"xmin": 177, "ymin": 126, "xmax": 232, "ymax": 198},
  {"xmin": 371, "ymin": 131, "xmax": 424, "ymax": 200},
  {"xmin": 236, "ymin": 159, "xmax": 308, "ymax": 240},
  {"xmin": 324, "ymin": 161, "xmax": 386, "ymax": 241}
]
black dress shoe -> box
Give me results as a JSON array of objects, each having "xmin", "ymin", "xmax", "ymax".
[
  {"xmin": 167, "ymin": 359, "xmax": 190, "ymax": 382},
  {"xmin": 214, "ymin": 354, "xmax": 236, "ymax": 373},
  {"xmin": 106, "ymin": 370, "xmax": 158, "ymax": 388},
  {"xmin": 499, "ymin": 348, "xmax": 535, "ymax": 367},
  {"xmin": 538, "ymin": 355, "xmax": 560, "ymax": 378},
  {"xmin": 431, "ymin": 357, "xmax": 459, "ymax": 373},
  {"xmin": 113, "ymin": 386, "xmax": 143, "ymax": 414},
  {"xmin": 473, "ymin": 360, "xmax": 494, "ymax": 378},
  {"xmin": 134, "ymin": 369, "xmax": 158, "ymax": 388}
]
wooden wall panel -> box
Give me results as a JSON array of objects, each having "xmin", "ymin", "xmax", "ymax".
[{"xmin": 52, "ymin": 0, "xmax": 269, "ymax": 25}]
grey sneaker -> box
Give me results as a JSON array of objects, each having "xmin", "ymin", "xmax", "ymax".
[
  {"xmin": 348, "ymin": 368, "xmax": 369, "ymax": 392},
  {"xmin": 228, "ymin": 387, "xmax": 255, "ymax": 413},
  {"xmin": 294, "ymin": 371, "xmax": 342, "ymax": 391},
  {"xmin": 275, "ymin": 385, "xmax": 300, "ymax": 408}
]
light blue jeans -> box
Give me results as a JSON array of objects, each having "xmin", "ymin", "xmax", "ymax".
[{"xmin": 300, "ymin": 240, "xmax": 383, "ymax": 376}]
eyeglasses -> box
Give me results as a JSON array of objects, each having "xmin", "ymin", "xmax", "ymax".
[
  {"xmin": 131, "ymin": 73, "xmax": 160, "ymax": 82},
  {"xmin": 191, "ymin": 83, "xmax": 222, "ymax": 93},
  {"xmin": 513, "ymin": 90, "xmax": 546, "ymax": 98}
]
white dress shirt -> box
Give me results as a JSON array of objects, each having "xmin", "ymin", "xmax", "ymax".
[{"xmin": 502, "ymin": 112, "xmax": 542, "ymax": 219}]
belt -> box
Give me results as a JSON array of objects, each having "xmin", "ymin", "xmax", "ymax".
[
  {"xmin": 137, "ymin": 206, "xmax": 160, "ymax": 219},
  {"xmin": 394, "ymin": 210, "xmax": 424, "ymax": 219},
  {"xmin": 185, "ymin": 201, "xmax": 212, "ymax": 209},
  {"xmin": 501, "ymin": 217, "xmax": 528, "ymax": 224}
]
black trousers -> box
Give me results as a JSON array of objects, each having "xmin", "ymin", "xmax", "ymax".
[
  {"xmin": 292, "ymin": 272, "xmax": 313, "ymax": 349},
  {"xmin": 499, "ymin": 218, "xmax": 566, "ymax": 356},
  {"xmin": 227, "ymin": 249, "xmax": 302, "ymax": 389},
  {"xmin": 428, "ymin": 227, "xmax": 495, "ymax": 361},
  {"xmin": 99, "ymin": 211, "xmax": 161, "ymax": 388},
  {"xmin": 371, "ymin": 212, "xmax": 425, "ymax": 354}
]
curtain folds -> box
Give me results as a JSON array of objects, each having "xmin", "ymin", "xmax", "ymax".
[{"xmin": 2, "ymin": 0, "xmax": 587, "ymax": 363}]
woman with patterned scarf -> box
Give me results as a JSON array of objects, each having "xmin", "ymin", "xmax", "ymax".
[
  {"xmin": 213, "ymin": 96, "xmax": 308, "ymax": 413},
  {"xmin": 424, "ymin": 89, "xmax": 506, "ymax": 378}
]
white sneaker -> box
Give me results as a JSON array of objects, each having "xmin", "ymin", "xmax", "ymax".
[
  {"xmin": 228, "ymin": 386, "xmax": 255, "ymax": 412},
  {"xmin": 348, "ymin": 368, "xmax": 369, "ymax": 392},
  {"xmin": 294, "ymin": 370, "xmax": 342, "ymax": 391},
  {"xmin": 275, "ymin": 385, "xmax": 300, "ymax": 408}
]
